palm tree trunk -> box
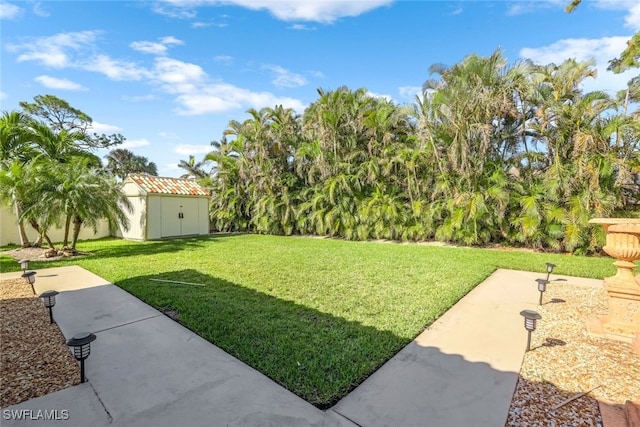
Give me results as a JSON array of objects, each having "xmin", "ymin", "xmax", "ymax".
[
  {"xmin": 14, "ymin": 203, "xmax": 31, "ymax": 248},
  {"xmin": 71, "ymin": 215, "xmax": 83, "ymax": 251},
  {"xmin": 18, "ymin": 221, "xmax": 30, "ymax": 247},
  {"xmin": 63, "ymin": 214, "xmax": 71, "ymax": 248},
  {"xmin": 29, "ymin": 220, "xmax": 43, "ymax": 247},
  {"xmin": 43, "ymin": 233, "xmax": 55, "ymax": 250}
]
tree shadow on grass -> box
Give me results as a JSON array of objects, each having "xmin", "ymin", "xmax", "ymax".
[
  {"xmin": 0, "ymin": 235, "xmax": 245, "ymax": 272},
  {"xmin": 115, "ymin": 269, "xmax": 408, "ymax": 409},
  {"xmin": 85, "ymin": 235, "xmax": 240, "ymax": 260},
  {"xmin": 113, "ymin": 269, "xmax": 606, "ymax": 424}
]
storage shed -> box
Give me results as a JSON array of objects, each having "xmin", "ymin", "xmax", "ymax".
[{"xmin": 119, "ymin": 174, "xmax": 210, "ymax": 240}]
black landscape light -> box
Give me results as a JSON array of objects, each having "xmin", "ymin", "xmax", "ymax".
[
  {"xmin": 545, "ymin": 262, "xmax": 556, "ymax": 281},
  {"xmin": 66, "ymin": 332, "xmax": 96, "ymax": 383},
  {"xmin": 39, "ymin": 290, "xmax": 59, "ymax": 324},
  {"xmin": 520, "ymin": 310, "xmax": 542, "ymax": 352},
  {"xmin": 536, "ymin": 278, "xmax": 549, "ymax": 306},
  {"xmin": 18, "ymin": 259, "xmax": 29, "ymax": 273},
  {"xmin": 21, "ymin": 271, "xmax": 36, "ymax": 294}
]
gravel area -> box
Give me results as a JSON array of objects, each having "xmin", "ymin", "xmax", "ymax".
[
  {"xmin": 506, "ymin": 280, "xmax": 640, "ymax": 426},
  {"xmin": 0, "ymin": 278, "xmax": 80, "ymax": 408}
]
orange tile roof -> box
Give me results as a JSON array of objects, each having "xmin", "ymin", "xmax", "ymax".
[{"xmin": 127, "ymin": 174, "xmax": 210, "ymax": 196}]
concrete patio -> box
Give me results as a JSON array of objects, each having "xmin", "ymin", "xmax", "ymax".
[{"xmin": 0, "ymin": 266, "xmax": 603, "ymax": 426}]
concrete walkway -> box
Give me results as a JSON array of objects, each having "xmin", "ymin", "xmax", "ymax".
[{"xmin": 0, "ymin": 266, "xmax": 603, "ymax": 427}]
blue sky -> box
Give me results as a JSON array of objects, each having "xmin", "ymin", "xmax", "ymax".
[{"xmin": 1, "ymin": 0, "xmax": 639, "ymax": 177}]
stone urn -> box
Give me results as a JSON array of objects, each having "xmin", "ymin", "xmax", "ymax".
[{"xmin": 588, "ymin": 218, "xmax": 640, "ymax": 354}]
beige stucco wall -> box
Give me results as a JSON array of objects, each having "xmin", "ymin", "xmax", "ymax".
[{"xmin": 0, "ymin": 204, "xmax": 111, "ymax": 246}]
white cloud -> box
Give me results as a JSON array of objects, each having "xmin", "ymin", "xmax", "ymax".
[
  {"xmin": 8, "ymin": 31, "xmax": 151, "ymax": 81},
  {"xmin": 505, "ymin": 0, "xmax": 640, "ymax": 31},
  {"xmin": 89, "ymin": 121, "xmax": 122, "ymax": 134},
  {"xmin": 159, "ymin": 131, "xmax": 180, "ymax": 139},
  {"xmin": 214, "ymin": 55, "xmax": 233, "ymax": 64},
  {"xmin": 228, "ymin": 0, "xmax": 394, "ymax": 23},
  {"xmin": 0, "ymin": 2, "xmax": 22, "ymax": 19},
  {"xmin": 35, "ymin": 75, "xmax": 87, "ymax": 91},
  {"xmin": 160, "ymin": 36, "xmax": 183, "ymax": 45},
  {"xmin": 8, "ymin": 31, "xmax": 99, "ymax": 68},
  {"xmin": 174, "ymin": 144, "xmax": 212, "ymax": 155},
  {"xmin": 0, "ymin": 91, "xmax": 7, "ymax": 100},
  {"xmin": 290, "ymin": 24, "xmax": 315, "ymax": 30},
  {"xmin": 130, "ymin": 41, "xmax": 168, "ymax": 55},
  {"xmin": 398, "ymin": 85, "xmax": 422, "ymax": 100},
  {"xmin": 367, "ymin": 91, "xmax": 393, "ymax": 102},
  {"xmin": 122, "ymin": 94, "xmax": 156, "ymax": 102},
  {"xmin": 263, "ymin": 64, "xmax": 307, "ymax": 88},
  {"xmin": 32, "ymin": 2, "xmax": 49, "ymax": 17},
  {"xmin": 130, "ymin": 36, "xmax": 183, "ymax": 56},
  {"xmin": 174, "ymin": 83, "xmax": 306, "ymax": 115},
  {"xmin": 520, "ymin": 36, "xmax": 637, "ymax": 94},
  {"xmin": 120, "ymin": 138, "xmax": 151, "ymax": 149},
  {"xmin": 151, "ymin": 2, "xmax": 197, "ymax": 19},
  {"xmin": 450, "ymin": 7, "xmax": 463, "ymax": 16},
  {"xmin": 506, "ymin": 0, "xmax": 563, "ymax": 16},
  {"xmin": 149, "ymin": 57, "xmax": 306, "ymax": 114},
  {"xmin": 154, "ymin": 0, "xmax": 393, "ymax": 23},
  {"xmin": 83, "ymin": 55, "xmax": 151, "ymax": 81},
  {"xmin": 7, "ymin": 30, "xmax": 305, "ymax": 117},
  {"xmin": 154, "ymin": 57, "xmax": 207, "ymax": 93},
  {"xmin": 594, "ymin": 0, "xmax": 640, "ymax": 31}
]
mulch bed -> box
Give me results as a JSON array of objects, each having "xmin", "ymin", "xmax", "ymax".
[
  {"xmin": 0, "ymin": 278, "xmax": 80, "ymax": 408},
  {"xmin": 506, "ymin": 281, "xmax": 640, "ymax": 426}
]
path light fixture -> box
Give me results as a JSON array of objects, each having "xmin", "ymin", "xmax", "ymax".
[
  {"xmin": 21, "ymin": 271, "xmax": 36, "ymax": 294},
  {"xmin": 545, "ymin": 262, "xmax": 556, "ymax": 282},
  {"xmin": 520, "ymin": 310, "xmax": 542, "ymax": 352},
  {"xmin": 66, "ymin": 332, "xmax": 96, "ymax": 383},
  {"xmin": 18, "ymin": 259, "xmax": 29, "ymax": 273},
  {"xmin": 39, "ymin": 290, "xmax": 59, "ymax": 324},
  {"xmin": 536, "ymin": 278, "xmax": 549, "ymax": 306}
]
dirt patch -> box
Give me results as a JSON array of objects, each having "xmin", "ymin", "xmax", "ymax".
[
  {"xmin": 1, "ymin": 247, "xmax": 89, "ymax": 263},
  {"xmin": 0, "ymin": 278, "xmax": 80, "ymax": 408}
]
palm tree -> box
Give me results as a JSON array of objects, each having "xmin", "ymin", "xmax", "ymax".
[
  {"xmin": 39, "ymin": 158, "xmax": 132, "ymax": 250},
  {"xmin": 0, "ymin": 111, "xmax": 36, "ymax": 164},
  {"xmin": 0, "ymin": 161, "xmax": 32, "ymax": 247},
  {"xmin": 178, "ymin": 155, "xmax": 214, "ymax": 189},
  {"xmin": 29, "ymin": 120, "xmax": 93, "ymax": 163},
  {"xmin": 178, "ymin": 155, "xmax": 211, "ymax": 180}
]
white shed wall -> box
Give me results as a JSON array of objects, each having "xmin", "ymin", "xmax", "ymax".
[
  {"xmin": 119, "ymin": 181, "xmax": 147, "ymax": 241},
  {"xmin": 118, "ymin": 181, "xmax": 210, "ymax": 241},
  {"xmin": 147, "ymin": 195, "xmax": 163, "ymax": 240},
  {"xmin": 156, "ymin": 195, "xmax": 209, "ymax": 238},
  {"xmin": 119, "ymin": 196, "xmax": 146, "ymax": 240},
  {"xmin": 198, "ymin": 198, "xmax": 210, "ymax": 235}
]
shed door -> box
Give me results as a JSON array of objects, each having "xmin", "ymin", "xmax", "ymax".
[{"xmin": 160, "ymin": 197, "xmax": 199, "ymax": 237}]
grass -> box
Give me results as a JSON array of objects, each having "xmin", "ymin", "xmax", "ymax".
[{"xmin": 0, "ymin": 235, "xmax": 616, "ymax": 407}]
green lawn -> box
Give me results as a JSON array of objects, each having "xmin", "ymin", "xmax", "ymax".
[{"xmin": 0, "ymin": 235, "xmax": 615, "ymax": 407}]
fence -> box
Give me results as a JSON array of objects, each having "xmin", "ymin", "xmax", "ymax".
[{"xmin": 0, "ymin": 205, "xmax": 111, "ymax": 247}]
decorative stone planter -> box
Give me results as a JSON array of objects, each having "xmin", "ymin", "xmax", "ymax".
[{"xmin": 588, "ymin": 218, "xmax": 640, "ymax": 354}]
